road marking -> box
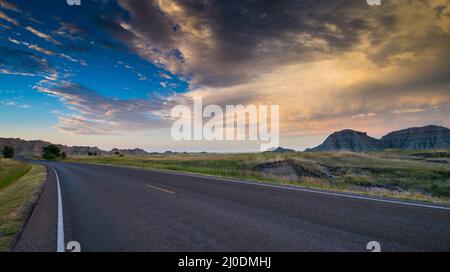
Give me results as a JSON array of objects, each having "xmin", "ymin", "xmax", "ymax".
[
  {"xmin": 152, "ymin": 170, "xmax": 450, "ymax": 211},
  {"xmin": 145, "ymin": 184, "xmax": 176, "ymax": 195},
  {"xmin": 52, "ymin": 167, "xmax": 65, "ymax": 252}
]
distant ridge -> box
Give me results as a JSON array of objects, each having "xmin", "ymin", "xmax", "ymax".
[
  {"xmin": 0, "ymin": 137, "xmax": 150, "ymax": 157},
  {"xmin": 2, "ymin": 124, "xmax": 449, "ymax": 156},
  {"xmin": 307, "ymin": 125, "xmax": 450, "ymax": 152},
  {"xmin": 381, "ymin": 125, "xmax": 450, "ymax": 150}
]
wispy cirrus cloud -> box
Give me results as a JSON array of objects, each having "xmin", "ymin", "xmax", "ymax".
[
  {"xmin": 0, "ymin": 45, "xmax": 54, "ymax": 77},
  {"xmin": 0, "ymin": 0, "xmax": 21, "ymax": 12},
  {"xmin": 25, "ymin": 26, "xmax": 61, "ymax": 45},
  {"xmin": 8, "ymin": 37, "xmax": 56, "ymax": 55},
  {"xmin": 35, "ymin": 81, "xmax": 175, "ymax": 135},
  {"xmin": 7, "ymin": 37, "xmax": 86, "ymax": 66},
  {"xmin": 0, "ymin": 10, "xmax": 18, "ymax": 25}
]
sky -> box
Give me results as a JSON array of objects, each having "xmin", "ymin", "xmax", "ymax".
[{"xmin": 0, "ymin": 0, "xmax": 449, "ymax": 152}]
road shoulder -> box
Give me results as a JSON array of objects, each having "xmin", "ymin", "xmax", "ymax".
[{"xmin": 14, "ymin": 166, "xmax": 57, "ymax": 252}]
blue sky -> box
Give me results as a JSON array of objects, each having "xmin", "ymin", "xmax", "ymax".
[
  {"xmin": 0, "ymin": 0, "xmax": 191, "ymax": 150},
  {"xmin": 1, "ymin": 0, "xmax": 449, "ymax": 152}
]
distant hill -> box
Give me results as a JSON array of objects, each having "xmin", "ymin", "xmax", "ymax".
[
  {"xmin": 0, "ymin": 138, "xmax": 150, "ymax": 157},
  {"xmin": 0, "ymin": 138, "xmax": 53, "ymax": 156},
  {"xmin": 306, "ymin": 129, "xmax": 384, "ymax": 152},
  {"xmin": 266, "ymin": 147, "xmax": 296, "ymax": 153},
  {"xmin": 110, "ymin": 148, "xmax": 149, "ymax": 156},
  {"xmin": 307, "ymin": 125, "xmax": 450, "ymax": 152},
  {"xmin": 381, "ymin": 125, "xmax": 450, "ymax": 150}
]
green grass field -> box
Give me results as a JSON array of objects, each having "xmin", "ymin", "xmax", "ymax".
[
  {"xmin": 67, "ymin": 149, "xmax": 450, "ymax": 205},
  {"xmin": 0, "ymin": 159, "xmax": 46, "ymax": 251}
]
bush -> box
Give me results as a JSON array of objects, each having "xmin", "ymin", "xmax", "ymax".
[
  {"xmin": 42, "ymin": 145, "xmax": 61, "ymax": 160},
  {"xmin": 61, "ymin": 152, "xmax": 67, "ymax": 159},
  {"xmin": 1, "ymin": 146, "xmax": 14, "ymax": 158}
]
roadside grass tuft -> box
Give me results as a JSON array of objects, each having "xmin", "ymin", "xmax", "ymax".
[{"xmin": 0, "ymin": 159, "xmax": 32, "ymax": 190}]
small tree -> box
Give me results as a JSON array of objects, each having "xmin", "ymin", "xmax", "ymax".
[
  {"xmin": 42, "ymin": 144, "xmax": 61, "ymax": 160},
  {"xmin": 61, "ymin": 152, "xmax": 67, "ymax": 159},
  {"xmin": 2, "ymin": 146, "xmax": 14, "ymax": 158}
]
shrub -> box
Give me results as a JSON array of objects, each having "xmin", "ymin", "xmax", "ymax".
[
  {"xmin": 1, "ymin": 146, "xmax": 14, "ymax": 158},
  {"xmin": 42, "ymin": 145, "xmax": 61, "ymax": 160}
]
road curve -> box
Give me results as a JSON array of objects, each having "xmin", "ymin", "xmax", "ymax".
[{"xmin": 15, "ymin": 161, "xmax": 450, "ymax": 252}]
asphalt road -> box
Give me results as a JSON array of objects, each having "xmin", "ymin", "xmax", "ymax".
[{"xmin": 15, "ymin": 161, "xmax": 450, "ymax": 252}]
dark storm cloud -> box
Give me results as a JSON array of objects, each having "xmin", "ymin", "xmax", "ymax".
[
  {"xmin": 107, "ymin": 0, "xmax": 450, "ymax": 91},
  {"xmin": 110, "ymin": 0, "xmax": 376, "ymax": 87}
]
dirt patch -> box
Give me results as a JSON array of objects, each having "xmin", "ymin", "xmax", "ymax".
[
  {"xmin": 425, "ymin": 159, "xmax": 449, "ymax": 164},
  {"xmin": 410, "ymin": 152, "xmax": 450, "ymax": 158},
  {"xmin": 256, "ymin": 161, "xmax": 299, "ymax": 181},
  {"xmin": 255, "ymin": 160, "xmax": 332, "ymax": 182}
]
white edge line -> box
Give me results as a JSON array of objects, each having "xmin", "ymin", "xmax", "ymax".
[
  {"xmin": 146, "ymin": 168, "xmax": 450, "ymax": 211},
  {"xmin": 52, "ymin": 167, "xmax": 65, "ymax": 252}
]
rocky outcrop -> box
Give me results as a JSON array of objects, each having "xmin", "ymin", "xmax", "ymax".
[
  {"xmin": 308, "ymin": 125, "xmax": 450, "ymax": 152},
  {"xmin": 0, "ymin": 138, "xmax": 53, "ymax": 156},
  {"xmin": 381, "ymin": 125, "xmax": 450, "ymax": 150},
  {"xmin": 306, "ymin": 129, "xmax": 384, "ymax": 152}
]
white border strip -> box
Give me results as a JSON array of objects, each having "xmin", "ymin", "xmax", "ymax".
[{"xmin": 52, "ymin": 167, "xmax": 65, "ymax": 252}]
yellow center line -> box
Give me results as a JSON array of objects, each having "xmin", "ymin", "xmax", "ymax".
[{"xmin": 145, "ymin": 184, "xmax": 176, "ymax": 195}]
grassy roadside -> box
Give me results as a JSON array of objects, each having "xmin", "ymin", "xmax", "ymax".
[
  {"xmin": 66, "ymin": 150, "xmax": 450, "ymax": 205},
  {"xmin": 0, "ymin": 159, "xmax": 46, "ymax": 251}
]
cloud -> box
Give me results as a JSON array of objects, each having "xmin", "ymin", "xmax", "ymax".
[
  {"xmin": 26, "ymin": 26, "xmax": 61, "ymax": 45},
  {"xmin": 35, "ymin": 81, "xmax": 176, "ymax": 135},
  {"xmin": 106, "ymin": 0, "xmax": 450, "ymax": 137},
  {"xmin": 0, "ymin": 45, "xmax": 54, "ymax": 77},
  {"xmin": 109, "ymin": 0, "xmax": 375, "ymax": 87},
  {"xmin": 8, "ymin": 37, "xmax": 87, "ymax": 65},
  {"xmin": 109, "ymin": 1, "xmax": 449, "ymax": 87},
  {"xmin": 0, "ymin": 0, "xmax": 21, "ymax": 12},
  {"xmin": 1, "ymin": 0, "xmax": 448, "ymax": 143},
  {"xmin": 183, "ymin": 46, "xmax": 450, "ymax": 137},
  {"xmin": 53, "ymin": 20, "xmax": 123, "ymax": 52},
  {"xmin": 0, "ymin": 99, "xmax": 31, "ymax": 109},
  {"xmin": 9, "ymin": 37, "xmax": 56, "ymax": 55},
  {"xmin": 0, "ymin": 10, "xmax": 18, "ymax": 25},
  {"xmin": 393, "ymin": 108, "xmax": 426, "ymax": 114}
]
